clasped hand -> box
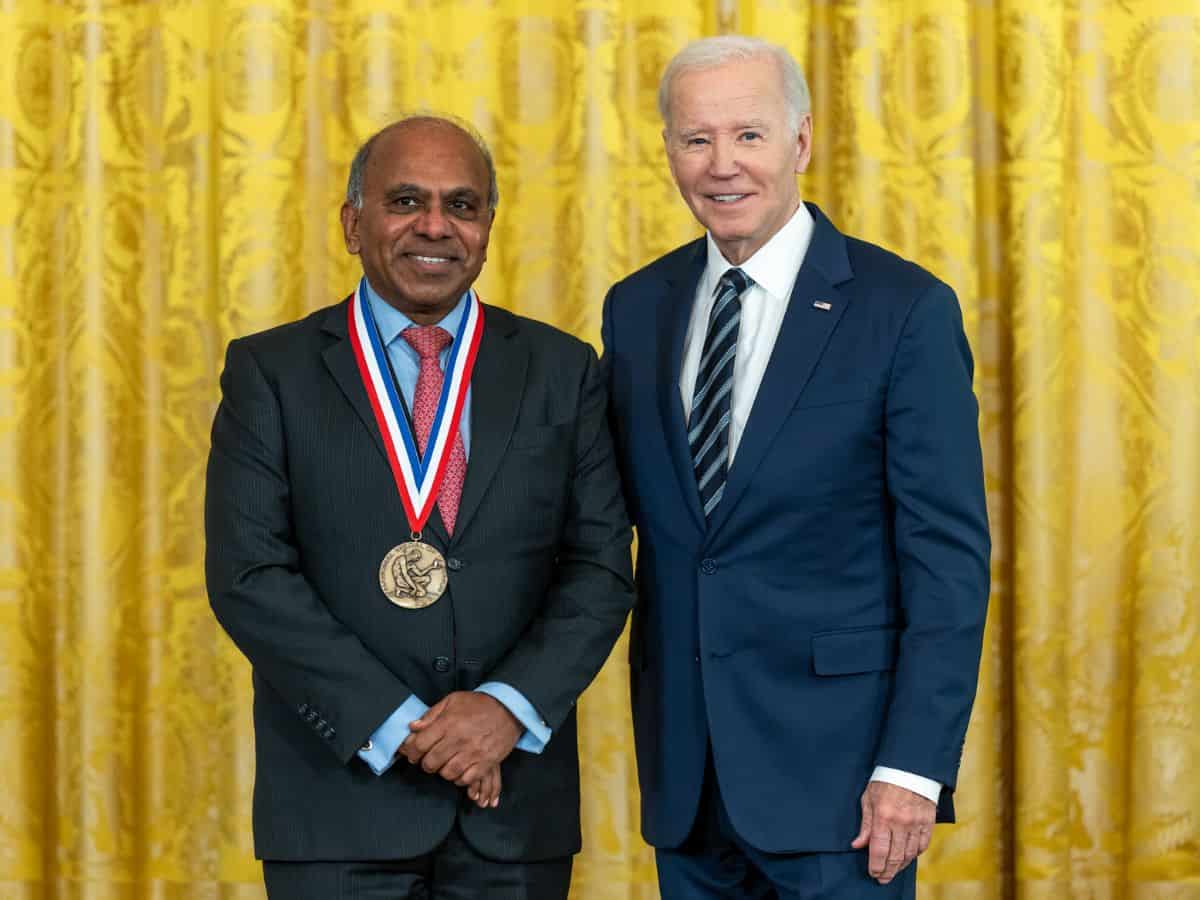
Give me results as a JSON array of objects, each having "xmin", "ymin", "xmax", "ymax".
[{"xmin": 397, "ymin": 691, "xmax": 522, "ymax": 810}]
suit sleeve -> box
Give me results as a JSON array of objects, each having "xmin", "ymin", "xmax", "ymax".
[
  {"xmin": 483, "ymin": 343, "xmax": 636, "ymax": 732},
  {"xmin": 205, "ymin": 338, "xmax": 417, "ymax": 764},
  {"xmin": 876, "ymin": 283, "xmax": 991, "ymax": 800}
]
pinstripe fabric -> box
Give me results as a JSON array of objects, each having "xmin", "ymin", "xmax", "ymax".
[
  {"xmin": 205, "ymin": 299, "xmax": 634, "ymax": 864},
  {"xmin": 688, "ymin": 268, "xmax": 752, "ymax": 518},
  {"xmin": 262, "ymin": 825, "xmax": 573, "ymax": 899}
]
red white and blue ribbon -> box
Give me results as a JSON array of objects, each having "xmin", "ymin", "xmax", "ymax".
[{"xmin": 346, "ymin": 277, "xmax": 484, "ymax": 534}]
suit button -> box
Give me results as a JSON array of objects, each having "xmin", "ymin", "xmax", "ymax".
[
  {"xmin": 447, "ymin": 557, "xmax": 463, "ymax": 571},
  {"xmin": 694, "ymin": 654, "xmax": 701, "ymax": 663},
  {"xmin": 700, "ymin": 558, "xmax": 717, "ymax": 575},
  {"xmin": 433, "ymin": 656, "xmax": 451, "ymax": 672}
]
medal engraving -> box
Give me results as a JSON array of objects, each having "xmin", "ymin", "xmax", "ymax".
[{"xmin": 380, "ymin": 541, "xmax": 448, "ymax": 609}]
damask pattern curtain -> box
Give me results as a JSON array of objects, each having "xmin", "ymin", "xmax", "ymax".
[{"xmin": 0, "ymin": 1, "xmax": 1196, "ymax": 898}]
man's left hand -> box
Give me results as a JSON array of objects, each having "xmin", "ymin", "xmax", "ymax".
[
  {"xmin": 850, "ymin": 781, "xmax": 935, "ymax": 884},
  {"xmin": 399, "ymin": 692, "xmax": 522, "ymax": 785}
]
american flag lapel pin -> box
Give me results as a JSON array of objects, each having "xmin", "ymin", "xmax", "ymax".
[{"xmin": 813, "ymin": 300, "xmax": 833, "ymax": 311}]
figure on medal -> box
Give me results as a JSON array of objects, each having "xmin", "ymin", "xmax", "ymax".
[
  {"xmin": 379, "ymin": 542, "xmax": 447, "ymax": 607},
  {"xmin": 392, "ymin": 545, "xmax": 443, "ymax": 599}
]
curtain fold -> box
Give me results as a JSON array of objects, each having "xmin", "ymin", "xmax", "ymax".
[{"xmin": 0, "ymin": 1, "xmax": 1196, "ymax": 897}]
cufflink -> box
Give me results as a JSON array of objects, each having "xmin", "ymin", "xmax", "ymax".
[{"xmin": 361, "ymin": 740, "xmax": 373, "ymax": 752}]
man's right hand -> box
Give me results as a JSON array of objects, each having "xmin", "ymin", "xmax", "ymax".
[{"xmin": 399, "ymin": 691, "xmax": 522, "ymax": 780}]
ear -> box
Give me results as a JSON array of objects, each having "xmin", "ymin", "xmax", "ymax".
[
  {"xmin": 794, "ymin": 113, "xmax": 813, "ymax": 175},
  {"xmin": 663, "ymin": 128, "xmax": 682, "ymax": 182},
  {"xmin": 481, "ymin": 208, "xmax": 496, "ymax": 261},
  {"xmin": 340, "ymin": 202, "xmax": 361, "ymax": 254}
]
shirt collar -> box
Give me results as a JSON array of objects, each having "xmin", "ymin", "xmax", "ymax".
[
  {"xmin": 363, "ymin": 277, "xmax": 470, "ymax": 347},
  {"xmin": 704, "ymin": 202, "xmax": 815, "ymax": 302}
]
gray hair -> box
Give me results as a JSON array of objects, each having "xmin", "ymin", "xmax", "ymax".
[
  {"xmin": 657, "ymin": 35, "xmax": 811, "ymax": 134},
  {"xmin": 345, "ymin": 114, "xmax": 499, "ymax": 212}
]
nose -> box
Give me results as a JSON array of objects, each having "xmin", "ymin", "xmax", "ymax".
[
  {"xmin": 415, "ymin": 205, "xmax": 450, "ymax": 238},
  {"xmin": 708, "ymin": 135, "xmax": 739, "ymax": 178}
]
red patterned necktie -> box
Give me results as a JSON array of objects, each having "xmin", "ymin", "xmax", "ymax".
[{"xmin": 400, "ymin": 325, "xmax": 467, "ymax": 534}]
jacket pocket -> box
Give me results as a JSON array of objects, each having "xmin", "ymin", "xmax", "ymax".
[
  {"xmin": 811, "ymin": 625, "xmax": 899, "ymax": 676},
  {"xmin": 792, "ymin": 381, "xmax": 881, "ymax": 411}
]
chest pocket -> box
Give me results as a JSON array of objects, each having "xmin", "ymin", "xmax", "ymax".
[{"xmin": 792, "ymin": 379, "xmax": 881, "ymax": 411}]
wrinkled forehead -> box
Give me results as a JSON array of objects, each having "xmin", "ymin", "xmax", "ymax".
[
  {"xmin": 668, "ymin": 59, "xmax": 790, "ymax": 130},
  {"xmin": 366, "ymin": 121, "xmax": 490, "ymax": 192}
]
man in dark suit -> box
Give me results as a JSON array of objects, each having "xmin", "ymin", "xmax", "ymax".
[
  {"xmin": 602, "ymin": 36, "xmax": 991, "ymax": 898},
  {"xmin": 206, "ymin": 115, "xmax": 633, "ymax": 899}
]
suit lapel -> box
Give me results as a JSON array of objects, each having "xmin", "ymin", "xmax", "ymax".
[
  {"xmin": 320, "ymin": 299, "xmax": 451, "ymax": 546},
  {"xmin": 321, "ymin": 299, "xmax": 388, "ymax": 463},
  {"xmin": 657, "ymin": 240, "xmax": 708, "ymax": 532},
  {"xmin": 449, "ymin": 305, "xmax": 525, "ymax": 544},
  {"xmin": 706, "ymin": 204, "xmax": 855, "ymax": 537}
]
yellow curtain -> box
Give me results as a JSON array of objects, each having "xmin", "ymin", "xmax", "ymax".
[{"xmin": 1, "ymin": 1, "xmax": 1197, "ymax": 897}]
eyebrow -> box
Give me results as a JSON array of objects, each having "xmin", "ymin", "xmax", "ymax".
[
  {"xmin": 677, "ymin": 120, "xmax": 772, "ymax": 138},
  {"xmin": 384, "ymin": 183, "xmax": 424, "ymax": 196},
  {"xmin": 383, "ymin": 184, "xmax": 481, "ymax": 200}
]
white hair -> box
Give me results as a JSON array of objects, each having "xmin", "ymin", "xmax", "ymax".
[{"xmin": 657, "ymin": 35, "xmax": 811, "ymax": 134}]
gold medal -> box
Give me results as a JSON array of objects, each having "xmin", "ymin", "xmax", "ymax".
[{"xmin": 379, "ymin": 540, "xmax": 448, "ymax": 609}]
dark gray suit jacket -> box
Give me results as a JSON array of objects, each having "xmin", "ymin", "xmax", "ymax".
[{"xmin": 205, "ymin": 296, "xmax": 634, "ymax": 862}]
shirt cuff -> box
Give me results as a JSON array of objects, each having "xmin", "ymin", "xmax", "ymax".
[
  {"xmin": 871, "ymin": 766, "xmax": 942, "ymax": 804},
  {"xmin": 475, "ymin": 682, "xmax": 551, "ymax": 754},
  {"xmin": 357, "ymin": 694, "xmax": 430, "ymax": 775}
]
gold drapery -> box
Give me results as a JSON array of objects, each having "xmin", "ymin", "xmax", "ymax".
[{"xmin": 1, "ymin": 1, "xmax": 1197, "ymax": 897}]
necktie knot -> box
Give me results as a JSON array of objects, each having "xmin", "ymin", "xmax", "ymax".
[
  {"xmin": 401, "ymin": 325, "xmax": 453, "ymax": 360},
  {"xmin": 717, "ymin": 267, "xmax": 752, "ymax": 298}
]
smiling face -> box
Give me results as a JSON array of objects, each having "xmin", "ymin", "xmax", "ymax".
[
  {"xmin": 664, "ymin": 54, "xmax": 812, "ymax": 265},
  {"xmin": 341, "ymin": 120, "xmax": 494, "ymax": 323}
]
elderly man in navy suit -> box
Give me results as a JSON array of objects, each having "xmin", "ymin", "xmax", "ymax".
[{"xmin": 602, "ymin": 36, "xmax": 991, "ymax": 898}]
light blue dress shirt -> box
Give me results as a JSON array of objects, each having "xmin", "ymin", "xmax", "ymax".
[{"xmin": 356, "ymin": 280, "xmax": 551, "ymax": 776}]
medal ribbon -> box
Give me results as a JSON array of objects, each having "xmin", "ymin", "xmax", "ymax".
[{"xmin": 347, "ymin": 277, "xmax": 484, "ymax": 534}]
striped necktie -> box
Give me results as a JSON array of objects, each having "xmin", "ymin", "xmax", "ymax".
[{"xmin": 689, "ymin": 267, "xmax": 752, "ymax": 518}]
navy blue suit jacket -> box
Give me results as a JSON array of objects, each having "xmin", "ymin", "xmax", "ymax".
[{"xmin": 601, "ymin": 203, "xmax": 991, "ymax": 854}]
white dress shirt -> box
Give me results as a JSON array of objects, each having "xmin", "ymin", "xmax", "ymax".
[
  {"xmin": 678, "ymin": 203, "xmax": 942, "ymax": 806},
  {"xmin": 679, "ymin": 204, "xmax": 814, "ymax": 459}
]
